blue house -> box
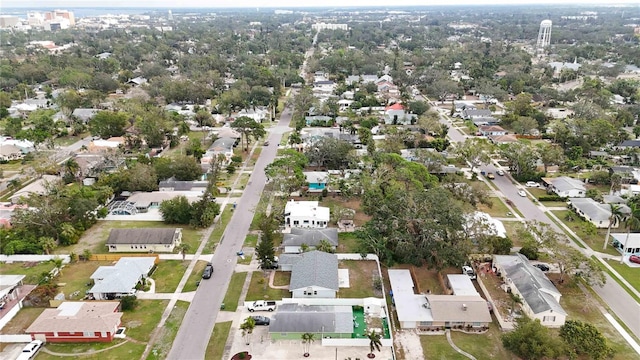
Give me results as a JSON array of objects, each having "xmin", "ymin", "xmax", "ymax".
[{"xmin": 304, "ymin": 171, "xmax": 329, "ymax": 190}]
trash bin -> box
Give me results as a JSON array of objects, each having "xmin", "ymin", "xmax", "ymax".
[{"xmin": 220, "ymin": 303, "xmax": 225, "ymax": 310}]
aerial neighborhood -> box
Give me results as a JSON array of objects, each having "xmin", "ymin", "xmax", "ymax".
[{"xmin": 0, "ymin": 3, "xmax": 639, "ymax": 360}]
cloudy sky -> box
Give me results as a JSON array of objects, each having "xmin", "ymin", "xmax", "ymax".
[{"xmin": 3, "ymin": 0, "xmax": 639, "ymax": 8}]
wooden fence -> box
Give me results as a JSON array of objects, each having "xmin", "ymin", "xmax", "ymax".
[{"xmin": 89, "ymin": 253, "xmax": 159, "ymax": 263}]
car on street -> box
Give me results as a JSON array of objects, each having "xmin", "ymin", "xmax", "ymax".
[
  {"xmin": 487, "ymin": 172, "xmax": 495, "ymax": 179},
  {"xmin": 251, "ymin": 315, "xmax": 271, "ymax": 325},
  {"xmin": 518, "ymin": 190, "xmax": 527, "ymax": 197},
  {"xmin": 533, "ymin": 263, "xmax": 550, "ymax": 272},
  {"xmin": 525, "ymin": 181, "xmax": 540, "ymax": 187},
  {"xmin": 202, "ymin": 262, "xmax": 213, "ymax": 279},
  {"xmin": 497, "ymin": 170, "xmax": 505, "ymax": 176},
  {"xmin": 462, "ymin": 265, "xmax": 476, "ymax": 280},
  {"xmin": 17, "ymin": 340, "xmax": 43, "ymax": 360},
  {"xmin": 629, "ymin": 255, "xmax": 640, "ymax": 264},
  {"xmin": 264, "ymin": 141, "xmax": 270, "ymax": 146}
]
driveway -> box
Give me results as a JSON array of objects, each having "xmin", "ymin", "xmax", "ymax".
[{"xmin": 167, "ymin": 106, "xmax": 294, "ymax": 360}]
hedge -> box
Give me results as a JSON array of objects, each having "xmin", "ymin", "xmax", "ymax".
[{"xmin": 538, "ymin": 195, "xmax": 567, "ymax": 202}]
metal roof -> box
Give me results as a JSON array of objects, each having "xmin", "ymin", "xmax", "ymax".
[{"xmin": 268, "ymin": 304, "xmax": 353, "ymax": 334}]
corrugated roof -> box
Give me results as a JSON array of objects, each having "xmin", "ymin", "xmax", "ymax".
[
  {"xmin": 268, "ymin": 304, "xmax": 353, "ymax": 334},
  {"xmin": 289, "ymin": 251, "xmax": 338, "ymax": 291}
]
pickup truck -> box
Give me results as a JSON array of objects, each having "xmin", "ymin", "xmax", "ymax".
[{"xmin": 247, "ymin": 300, "xmax": 276, "ymax": 312}]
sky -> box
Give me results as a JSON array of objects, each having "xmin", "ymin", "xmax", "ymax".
[{"xmin": 2, "ymin": 0, "xmax": 640, "ymax": 8}]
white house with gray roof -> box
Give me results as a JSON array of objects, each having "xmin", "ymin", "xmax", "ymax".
[
  {"xmin": 89, "ymin": 257, "xmax": 156, "ymax": 300},
  {"xmin": 545, "ymin": 176, "xmax": 586, "ymax": 198},
  {"xmin": 289, "ymin": 251, "xmax": 338, "ymax": 298},
  {"xmin": 568, "ymin": 198, "xmax": 628, "ymax": 229},
  {"xmin": 269, "ymin": 303, "xmax": 354, "ymax": 339},
  {"xmin": 493, "ymin": 254, "xmax": 567, "ymax": 328},
  {"xmin": 282, "ymin": 228, "xmax": 338, "ymax": 254}
]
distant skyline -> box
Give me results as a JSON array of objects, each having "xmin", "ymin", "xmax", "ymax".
[{"xmin": 2, "ymin": 0, "xmax": 640, "ymax": 9}]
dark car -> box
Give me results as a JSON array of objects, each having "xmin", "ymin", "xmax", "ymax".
[
  {"xmin": 251, "ymin": 316, "xmax": 270, "ymax": 326},
  {"xmin": 534, "ymin": 263, "xmax": 550, "ymax": 272},
  {"xmin": 629, "ymin": 255, "xmax": 640, "ymax": 264},
  {"xmin": 202, "ymin": 263, "xmax": 214, "ymax": 279}
]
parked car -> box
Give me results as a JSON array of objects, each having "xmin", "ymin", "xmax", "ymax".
[
  {"xmin": 251, "ymin": 315, "xmax": 271, "ymax": 325},
  {"xmin": 525, "ymin": 181, "xmax": 540, "ymax": 187},
  {"xmin": 202, "ymin": 262, "xmax": 214, "ymax": 279},
  {"xmin": 248, "ymin": 300, "xmax": 277, "ymax": 312},
  {"xmin": 462, "ymin": 265, "xmax": 476, "ymax": 280},
  {"xmin": 264, "ymin": 141, "xmax": 270, "ymax": 146},
  {"xmin": 16, "ymin": 340, "xmax": 43, "ymax": 360},
  {"xmin": 533, "ymin": 263, "xmax": 550, "ymax": 272},
  {"xmin": 518, "ymin": 190, "xmax": 527, "ymax": 197},
  {"xmin": 487, "ymin": 172, "xmax": 495, "ymax": 180},
  {"xmin": 629, "ymin": 255, "xmax": 640, "ymax": 264},
  {"xmin": 497, "ymin": 170, "xmax": 505, "ymax": 176}
]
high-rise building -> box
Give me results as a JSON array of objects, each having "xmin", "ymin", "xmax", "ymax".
[
  {"xmin": 168, "ymin": 10, "xmax": 173, "ymax": 21},
  {"xmin": 45, "ymin": 10, "xmax": 75, "ymax": 26},
  {"xmin": 537, "ymin": 20, "xmax": 552, "ymax": 49},
  {"xmin": 0, "ymin": 15, "xmax": 20, "ymax": 28}
]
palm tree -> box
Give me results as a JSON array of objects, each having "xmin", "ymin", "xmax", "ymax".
[
  {"xmin": 52, "ymin": 257, "xmax": 64, "ymax": 276},
  {"xmin": 301, "ymin": 332, "xmax": 315, "ymax": 357},
  {"xmin": 621, "ymin": 203, "xmax": 640, "ymax": 263},
  {"xmin": 604, "ymin": 204, "xmax": 623, "ymax": 250},
  {"xmin": 39, "ymin": 236, "xmax": 57, "ymax": 255},
  {"xmin": 176, "ymin": 243, "xmax": 190, "ymax": 260},
  {"xmin": 240, "ymin": 316, "xmax": 256, "ymax": 345},
  {"xmin": 64, "ymin": 158, "xmax": 80, "ymax": 181},
  {"xmin": 367, "ymin": 330, "xmax": 383, "ymax": 358}
]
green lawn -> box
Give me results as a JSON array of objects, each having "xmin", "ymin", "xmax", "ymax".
[
  {"xmin": 551, "ymin": 210, "xmax": 618, "ymax": 255},
  {"xmin": 604, "ymin": 259, "xmax": 640, "ymax": 297},
  {"xmin": 64, "ymin": 221, "xmax": 203, "ymax": 255},
  {"xmin": 182, "ymin": 260, "xmax": 208, "ymax": 293},
  {"xmin": 0, "ymin": 261, "xmax": 56, "ymax": 285},
  {"xmin": 39, "ymin": 341, "xmax": 145, "ymax": 360},
  {"xmin": 56, "ymin": 261, "xmax": 112, "ymax": 301},
  {"xmin": 476, "ymin": 197, "xmax": 511, "ymax": 217},
  {"xmin": 205, "ymin": 322, "xmax": 233, "ymax": 360},
  {"xmin": 337, "ymin": 260, "xmax": 377, "ymax": 298},
  {"xmin": 245, "ymin": 271, "xmax": 290, "ymax": 301},
  {"xmin": 244, "ymin": 234, "xmax": 259, "ymax": 247},
  {"xmin": 152, "ymin": 261, "xmax": 188, "ymax": 293},
  {"xmin": 146, "ymin": 300, "xmax": 190, "ymax": 360},
  {"xmin": 273, "ymin": 271, "xmax": 291, "ymax": 287},
  {"xmin": 122, "ymin": 300, "xmax": 168, "ymax": 342},
  {"xmin": 501, "ymin": 221, "xmax": 531, "ymax": 248},
  {"xmin": 238, "ymin": 253, "xmax": 253, "ymax": 265},
  {"xmin": 421, "ymin": 327, "xmax": 517, "ymax": 360},
  {"xmin": 337, "ymin": 232, "xmax": 360, "ymax": 253},
  {"xmin": 206, "ymin": 207, "xmax": 234, "ymax": 252},
  {"xmin": 221, "ymin": 272, "xmax": 248, "ymax": 311},
  {"xmin": 421, "ymin": 335, "xmax": 467, "ymax": 360}
]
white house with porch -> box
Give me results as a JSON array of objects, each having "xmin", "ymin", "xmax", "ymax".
[
  {"xmin": 610, "ymin": 233, "xmax": 640, "ymax": 256},
  {"xmin": 88, "ymin": 257, "xmax": 156, "ymax": 300},
  {"xmin": 284, "ymin": 200, "xmax": 330, "ymax": 229}
]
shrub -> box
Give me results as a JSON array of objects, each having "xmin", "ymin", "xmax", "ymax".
[
  {"xmin": 519, "ymin": 245, "xmax": 539, "ymax": 260},
  {"xmin": 231, "ymin": 155, "xmax": 242, "ymax": 163},
  {"xmin": 120, "ymin": 295, "xmax": 138, "ymax": 311},
  {"xmin": 537, "ymin": 195, "xmax": 566, "ymax": 202}
]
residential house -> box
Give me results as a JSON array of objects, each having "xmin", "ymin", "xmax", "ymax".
[
  {"xmin": 158, "ymin": 180, "xmax": 208, "ymax": 192},
  {"xmin": 282, "ymin": 228, "xmax": 338, "ymax": 254},
  {"xmin": 87, "ymin": 138, "xmax": 124, "ymax": 153},
  {"xmin": 0, "ymin": 137, "xmax": 35, "ymax": 154},
  {"xmin": 289, "ymin": 251, "xmax": 339, "ymax": 298},
  {"xmin": 471, "ymin": 117, "xmax": 500, "ymax": 127},
  {"xmin": 493, "ymin": 254, "xmax": 567, "ymax": 327},
  {"xmin": 25, "ymin": 302, "xmax": 122, "ymax": 343},
  {"xmin": 313, "ymin": 80, "xmax": 336, "ymax": 94},
  {"xmin": 269, "ymin": 304, "xmax": 354, "ymax": 339},
  {"xmin": 9, "ymin": 175, "xmax": 61, "ymax": 204},
  {"xmin": 0, "ymin": 203, "xmax": 27, "ymax": 228},
  {"xmin": 545, "ymin": 176, "xmax": 586, "ymax": 198},
  {"xmin": 0, "ymin": 275, "xmax": 36, "ymax": 330},
  {"xmin": 610, "ymin": 233, "xmax": 640, "ymax": 255},
  {"xmin": 478, "ymin": 125, "xmax": 507, "ymax": 137},
  {"xmin": 568, "ymin": 198, "xmax": 626, "ymax": 229},
  {"xmin": 303, "ymin": 171, "xmax": 328, "ymax": 190},
  {"xmin": 384, "ymin": 103, "xmax": 416, "ymax": 125},
  {"xmin": 277, "ymin": 253, "xmax": 303, "ymax": 272},
  {"xmin": 0, "ymin": 144, "xmax": 23, "ymax": 161},
  {"xmin": 72, "ymin": 108, "xmax": 99, "ymax": 123},
  {"xmin": 617, "ymin": 140, "xmax": 640, "ymax": 149},
  {"xmin": 73, "ymin": 154, "xmax": 124, "ymax": 180},
  {"xmin": 236, "ymin": 107, "xmax": 269, "ymax": 122},
  {"xmin": 609, "ymin": 166, "xmax": 636, "ymax": 184},
  {"xmin": 210, "ymin": 127, "xmax": 241, "ymax": 140},
  {"xmin": 202, "ymin": 137, "xmax": 236, "ymax": 165},
  {"xmin": 88, "ymin": 257, "xmax": 156, "ymax": 300},
  {"xmin": 387, "ymin": 269, "xmax": 491, "ymax": 330},
  {"xmin": 284, "ymin": 200, "xmax": 330, "ymax": 229},
  {"xmin": 345, "ymin": 74, "xmax": 378, "ymax": 85},
  {"xmin": 127, "ymin": 77, "xmax": 148, "ymax": 86},
  {"xmin": 548, "ymin": 61, "xmax": 581, "ymax": 77},
  {"xmin": 488, "ymin": 134, "xmax": 518, "ymax": 144},
  {"xmin": 105, "ymin": 228, "xmax": 182, "ymax": 253},
  {"xmin": 462, "ymin": 109, "xmax": 492, "ymax": 120},
  {"xmin": 305, "ymin": 115, "xmax": 332, "ymax": 126},
  {"xmin": 446, "ymin": 274, "xmax": 480, "ymax": 296}
]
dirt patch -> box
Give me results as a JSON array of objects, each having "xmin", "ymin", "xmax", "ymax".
[
  {"xmin": 394, "ymin": 331, "xmax": 424, "ymax": 360},
  {"xmin": 126, "ymin": 320, "xmax": 143, "ymax": 329}
]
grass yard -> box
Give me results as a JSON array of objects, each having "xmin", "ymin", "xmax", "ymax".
[
  {"xmin": 421, "ymin": 326, "xmax": 517, "ymax": 360},
  {"xmin": 249, "ymin": 147, "xmax": 262, "ymax": 166},
  {"xmin": 337, "ymin": 232, "xmax": 360, "ymax": 253},
  {"xmin": 319, "ymin": 196, "xmax": 371, "ymax": 227},
  {"xmin": 0, "ymin": 261, "xmax": 56, "ymax": 285},
  {"xmin": 392, "ymin": 265, "xmax": 445, "ymax": 295},
  {"xmin": 476, "ymin": 197, "xmax": 512, "ymax": 218},
  {"xmin": 338, "ymin": 260, "xmax": 378, "ymax": 298},
  {"xmin": 182, "ymin": 260, "xmax": 208, "ymax": 293},
  {"xmin": 152, "ymin": 261, "xmax": 189, "ymax": 293},
  {"xmin": 38, "ymin": 341, "xmax": 145, "ymax": 360},
  {"xmin": 222, "ymin": 272, "xmax": 248, "ymax": 311},
  {"xmin": 56, "ymin": 261, "xmax": 112, "ymax": 301},
  {"xmin": 501, "ymin": 221, "xmax": 531, "ymax": 248},
  {"xmin": 245, "ymin": 271, "xmax": 290, "ymax": 301},
  {"xmin": 146, "ymin": 300, "xmax": 190, "ymax": 360},
  {"xmin": 205, "ymin": 321, "xmax": 232, "ymax": 360},
  {"xmin": 604, "ymin": 259, "xmax": 640, "ymax": 296},
  {"xmin": 551, "ymin": 210, "xmax": 618, "ymax": 256},
  {"xmin": 237, "ymin": 253, "xmax": 253, "ymax": 265},
  {"xmin": 206, "ymin": 207, "xmax": 234, "ymax": 252},
  {"xmin": 122, "ymin": 300, "xmax": 168, "ymax": 342},
  {"xmin": 420, "ymin": 335, "xmax": 467, "ymax": 360},
  {"xmin": 244, "ymin": 234, "xmax": 259, "ymax": 247},
  {"xmin": 0, "ymin": 307, "xmax": 45, "ymax": 334},
  {"xmin": 273, "ymin": 271, "xmax": 291, "ymax": 287},
  {"xmin": 63, "ymin": 221, "xmax": 203, "ymax": 255}
]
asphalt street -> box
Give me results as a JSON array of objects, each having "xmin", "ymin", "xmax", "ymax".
[
  {"xmin": 434, "ymin": 98, "xmax": 640, "ymax": 339},
  {"xmin": 166, "ymin": 107, "xmax": 293, "ymax": 360}
]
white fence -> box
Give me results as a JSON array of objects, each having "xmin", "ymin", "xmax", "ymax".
[
  {"xmin": 0, "ymin": 255, "xmax": 70, "ymax": 264},
  {"xmin": 0, "ymin": 334, "xmax": 32, "ymax": 343},
  {"xmin": 322, "ymin": 338, "xmax": 393, "ymax": 347}
]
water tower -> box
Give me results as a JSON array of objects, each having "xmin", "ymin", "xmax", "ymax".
[{"xmin": 537, "ymin": 20, "xmax": 552, "ymax": 49}]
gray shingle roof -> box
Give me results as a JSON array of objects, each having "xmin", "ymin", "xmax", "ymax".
[
  {"xmin": 89, "ymin": 257, "xmax": 155, "ymax": 294},
  {"xmin": 268, "ymin": 304, "xmax": 353, "ymax": 334},
  {"xmin": 569, "ymin": 198, "xmax": 611, "ymax": 222},
  {"xmin": 289, "ymin": 251, "xmax": 339, "ymax": 291},
  {"xmin": 283, "ymin": 228, "xmax": 338, "ymax": 248},
  {"xmin": 550, "ymin": 176, "xmax": 586, "ymax": 192},
  {"xmin": 106, "ymin": 228, "xmax": 179, "ymax": 245}
]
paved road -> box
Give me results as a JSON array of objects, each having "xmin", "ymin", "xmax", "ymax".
[
  {"xmin": 430, "ymin": 98, "xmax": 640, "ymax": 339},
  {"xmin": 167, "ymin": 107, "xmax": 293, "ymax": 360}
]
